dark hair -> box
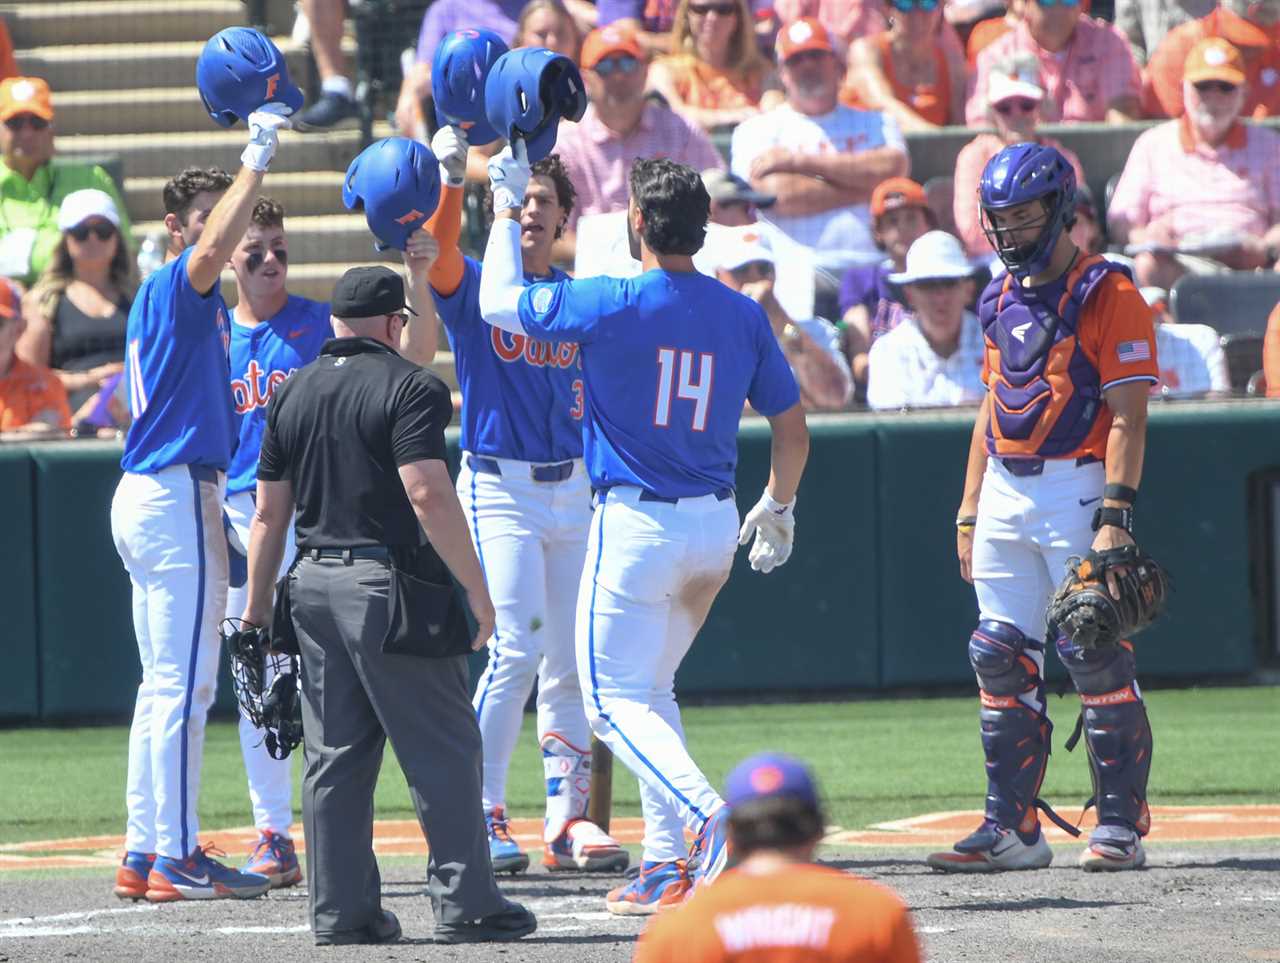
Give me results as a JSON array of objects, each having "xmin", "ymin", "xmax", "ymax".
[
  {"xmin": 727, "ymin": 795, "xmax": 825, "ymax": 858},
  {"xmin": 251, "ymin": 196, "xmax": 285, "ymax": 229},
  {"xmin": 162, "ymin": 167, "xmax": 234, "ymax": 224},
  {"xmin": 530, "ymin": 153, "xmax": 576, "ymax": 221},
  {"xmin": 629, "ymin": 157, "xmax": 709, "ymax": 256}
]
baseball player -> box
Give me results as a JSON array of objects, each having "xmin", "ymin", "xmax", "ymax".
[
  {"xmin": 422, "ymin": 123, "xmax": 627, "ymax": 875},
  {"xmin": 634, "ymin": 752, "xmax": 922, "ymax": 962},
  {"xmin": 928, "ymin": 143, "xmax": 1159, "ymax": 874},
  {"xmin": 478, "ymin": 148, "xmax": 810, "ymax": 912},
  {"xmin": 109, "ymin": 97, "xmax": 291, "ymax": 901}
]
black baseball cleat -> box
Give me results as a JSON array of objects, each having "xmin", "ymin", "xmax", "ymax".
[
  {"xmin": 434, "ymin": 900, "xmax": 537, "ymax": 944},
  {"xmin": 295, "ymin": 91, "xmax": 358, "ymax": 131},
  {"xmin": 315, "ymin": 909, "xmax": 402, "ymax": 946}
]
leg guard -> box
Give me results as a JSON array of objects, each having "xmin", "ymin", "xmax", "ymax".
[
  {"xmin": 969, "ymin": 621, "xmax": 1056, "ymax": 842},
  {"xmin": 1056, "ymin": 636, "xmax": 1153, "ymax": 835},
  {"xmin": 542, "ymin": 731, "xmax": 592, "ymax": 844}
]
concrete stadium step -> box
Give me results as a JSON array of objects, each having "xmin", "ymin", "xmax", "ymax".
[
  {"xmin": 137, "ymin": 213, "xmax": 395, "ymax": 264},
  {"xmin": 125, "ymin": 171, "xmax": 347, "ymax": 221},
  {"xmin": 59, "ymin": 121, "xmax": 388, "ymax": 179},
  {"xmin": 54, "ymin": 88, "xmax": 210, "ymax": 138},
  {"xmin": 1, "ymin": 1, "xmax": 245, "ymax": 48}
]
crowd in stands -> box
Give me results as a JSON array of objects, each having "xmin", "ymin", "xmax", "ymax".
[{"xmin": 2, "ymin": 0, "xmax": 1280, "ymax": 437}]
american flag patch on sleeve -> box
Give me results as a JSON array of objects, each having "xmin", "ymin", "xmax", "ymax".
[{"xmin": 1117, "ymin": 340, "xmax": 1151, "ymax": 363}]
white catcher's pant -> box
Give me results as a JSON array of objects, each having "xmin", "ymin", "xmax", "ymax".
[
  {"xmin": 112, "ymin": 466, "xmax": 228, "ymax": 859},
  {"xmin": 459, "ymin": 455, "xmax": 594, "ymax": 813},
  {"xmin": 578, "ymin": 487, "xmax": 735, "ymax": 862},
  {"xmin": 224, "ymin": 490, "xmax": 297, "ymax": 837},
  {"xmin": 972, "ymin": 457, "xmax": 1106, "ymax": 644}
]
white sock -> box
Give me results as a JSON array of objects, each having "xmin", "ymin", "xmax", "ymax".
[{"xmin": 322, "ymin": 76, "xmax": 353, "ymax": 100}]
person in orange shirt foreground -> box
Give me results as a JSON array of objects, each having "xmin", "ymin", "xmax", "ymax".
[
  {"xmin": 0, "ymin": 276, "xmax": 71, "ymax": 436},
  {"xmin": 634, "ymin": 752, "xmax": 921, "ymax": 963},
  {"xmin": 933, "ymin": 142, "xmax": 1159, "ymax": 874}
]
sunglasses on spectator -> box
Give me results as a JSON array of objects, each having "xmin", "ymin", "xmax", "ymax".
[
  {"xmin": 994, "ymin": 98, "xmax": 1039, "ymax": 115},
  {"xmin": 68, "ymin": 222, "xmax": 115, "ymax": 242},
  {"xmin": 1034, "ymin": 0, "xmax": 1079, "ymax": 6},
  {"xmin": 912, "ymin": 278, "xmax": 964, "ymax": 291},
  {"xmin": 729, "ymin": 261, "xmax": 774, "ymax": 281},
  {"xmin": 4, "ymin": 114, "xmax": 49, "ymax": 132},
  {"xmin": 1193, "ymin": 80, "xmax": 1237, "ymax": 95},
  {"xmin": 593, "ymin": 55, "xmax": 640, "ymax": 77},
  {"xmin": 890, "ymin": 0, "xmax": 938, "ymax": 11},
  {"xmin": 689, "ymin": 2, "xmax": 739, "ymax": 14}
]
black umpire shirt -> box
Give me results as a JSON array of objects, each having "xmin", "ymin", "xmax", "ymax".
[{"xmin": 258, "ymin": 337, "xmax": 452, "ymax": 549}]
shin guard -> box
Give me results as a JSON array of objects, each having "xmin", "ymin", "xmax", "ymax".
[{"xmin": 542, "ymin": 732, "xmax": 592, "ymax": 844}]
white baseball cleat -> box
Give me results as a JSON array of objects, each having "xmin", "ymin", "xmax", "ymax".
[
  {"xmin": 1079, "ymin": 825, "xmax": 1146, "ymax": 871},
  {"xmin": 543, "ymin": 818, "xmax": 630, "ymax": 872},
  {"xmin": 927, "ymin": 819, "xmax": 1053, "ymax": 873}
]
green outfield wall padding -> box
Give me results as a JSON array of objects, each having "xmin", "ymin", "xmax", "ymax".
[{"xmin": 0, "ymin": 449, "xmax": 38, "ymax": 720}]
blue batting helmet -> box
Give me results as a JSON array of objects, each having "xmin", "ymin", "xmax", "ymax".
[
  {"xmin": 484, "ymin": 47, "xmax": 587, "ymax": 163},
  {"xmin": 432, "ymin": 28, "xmax": 508, "ymax": 146},
  {"xmin": 342, "ymin": 137, "xmax": 442, "ymax": 252},
  {"xmin": 978, "ymin": 142, "xmax": 1077, "ymax": 278},
  {"xmin": 196, "ymin": 27, "xmax": 304, "ymax": 127}
]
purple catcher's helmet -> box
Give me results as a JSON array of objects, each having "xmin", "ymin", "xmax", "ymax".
[
  {"xmin": 432, "ymin": 28, "xmax": 508, "ymax": 146},
  {"xmin": 196, "ymin": 27, "xmax": 304, "ymax": 127},
  {"xmin": 978, "ymin": 142, "xmax": 1077, "ymax": 279},
  {"xmin": 483, "ymin": 47, "xmax": 587, "ymax": 163},
  {"xmin": 342, "ymin": 137, "xmax": 441, "ymax": 251}
]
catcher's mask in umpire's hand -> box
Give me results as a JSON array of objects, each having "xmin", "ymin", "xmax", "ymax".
[{"xmin": 221, "ymin": 619, "xmax": 303, "ymax": 760}]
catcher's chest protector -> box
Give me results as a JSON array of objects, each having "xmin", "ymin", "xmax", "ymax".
[{"xmin": 978, "ymin": 256, "xmax": 1128, "ymax": 458}]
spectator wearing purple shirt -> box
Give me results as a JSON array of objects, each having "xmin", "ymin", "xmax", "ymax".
[{"xmin": 416, "ymin": 0, "xmax": 527, "ymax": 68}]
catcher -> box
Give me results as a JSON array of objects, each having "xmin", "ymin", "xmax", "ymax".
[{"xmin": 930, "ymin": 143, "xmax": 1168, "ymax": 875}]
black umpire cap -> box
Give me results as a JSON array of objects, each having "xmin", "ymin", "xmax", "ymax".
[{"xmin": 331, "ymin": 265, "xmax": 417, "ymax": 319}]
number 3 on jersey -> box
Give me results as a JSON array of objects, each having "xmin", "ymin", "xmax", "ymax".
[{"xmin": 654, "ymin": 347, "xmax": 714, "ymax": 432}]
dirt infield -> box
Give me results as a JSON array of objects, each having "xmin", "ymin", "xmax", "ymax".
[{"xmin": 1, "ymin": 808, "xmax": 1277, "ymax": 962}]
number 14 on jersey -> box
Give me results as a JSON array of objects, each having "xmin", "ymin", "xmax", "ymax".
[{"xmin": 654, "ymin": 347, "xmax": 714, "ymax": 432}]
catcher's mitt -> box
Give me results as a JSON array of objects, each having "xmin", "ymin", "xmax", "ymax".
[
  {"xmin": 1046, "ymin": 545, "xmax": 1170, "ymax": 650},
  {"xmin": 220, "ymin": 619, "xmax": 303, "ymax": 759}
]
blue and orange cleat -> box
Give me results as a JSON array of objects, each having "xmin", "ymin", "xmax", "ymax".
[
  {"xmin": 113, "ymin": 851, "xmax": 155, "ymax": 901},
  {"xmin": 241, "ymin": 830, "xmax": 302, "ymax": 888},
  {"xmin": 486, "ymin": 806, "xmax": 530, "ymax": 874},
  {"xmin": 686, "ymin": 805, "xmax": 732, "ymax": 890},
  {"xmin": 146, "ymin": 843, "xmax": 271, "ymax": 902},
  {"xmin": 605, "ymin": 859, "xmax": 688, "ymax": 916}
]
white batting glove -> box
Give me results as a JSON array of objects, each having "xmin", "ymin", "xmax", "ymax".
[
  {"xmin": 488, "ymin": 139, "xmax": 530, "ymax": 214},
  {"xmin": 431, "ymin": 124, "xmax": 470, "ymax": 188},
  {"xmin": 738, "ymin": 491, "xmax": 796, "ymax": 574},
  {"xmin": 241, "ymin": 103, "xmax": 293, "ymax": 172}
]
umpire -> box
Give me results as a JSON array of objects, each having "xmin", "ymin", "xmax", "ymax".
[{"xmin": 239, "ymin": 265, "xmax": 537, "ymax": 946}]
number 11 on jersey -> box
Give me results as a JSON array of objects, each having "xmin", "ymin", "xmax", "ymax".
[{"xmin": 654, "ymin": 347, "xmax": 714, "ymax": 432}]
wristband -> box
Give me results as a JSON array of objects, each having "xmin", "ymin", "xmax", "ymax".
[
  {"xmin": 956, "ymin": 514, "xmax": 977, "ymax": 530},
  {"xmin": 1091, "ymin": 505, "xmax": 1134, "ymax": 534},
  {"xmin": 1103, "ymin": 483, "xmax": 1138, "ymax": 505}
]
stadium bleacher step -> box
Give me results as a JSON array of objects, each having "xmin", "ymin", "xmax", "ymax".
[
  {"xmin": 1, "ymin": 1, "xmax": 246, "ymax": 48},
  {"xmin": 53, "ymin": 87, "xmax": 211, "ymax": 138},
  {"xmin": 126, "ymin": 170, "xmax": 348, "ymax": 221}
]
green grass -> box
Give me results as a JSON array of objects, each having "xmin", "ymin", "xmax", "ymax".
[{"xmin": 2, "ymin": 686, "xmax": 1276, "ymax": 846}]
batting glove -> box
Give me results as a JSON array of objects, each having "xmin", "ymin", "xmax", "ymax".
[
  {"xmin": 488, "ymin": 139, "xmax": 530, "ymax": 214},
  {"xmin": 738, "ymin": 491, "xmax": 796, "ymax": 574},
  {"xmin": 431, "ymin": 124, "xmax": 470, "ymax": 188},
  {"xmin": 241, "ymin": 104, "xmax": 293, "ymax": 172}
]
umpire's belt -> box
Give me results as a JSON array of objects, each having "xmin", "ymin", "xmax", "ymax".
[
  {"xmin": 999, "ymin": 454, "xmax": 1101, "ymax": 477},
  {"xmin": 306, "ymin": 546, "xmax": 390, "ymax": 563},
  {"xmin": 468, "ymin": 454, "xmax": 575, "ymax": 483}
]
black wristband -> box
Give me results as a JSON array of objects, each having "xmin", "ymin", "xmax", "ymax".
[
  {"xmin": 1103, "ymin": 483, "xmax": 1138, "ymax": 505},
  {"xmin": 1092, "ymin": 505, "xmax": 1134, "ymax": 534}
]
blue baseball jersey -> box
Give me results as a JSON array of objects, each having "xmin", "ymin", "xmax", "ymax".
[
  {"xmin": 121, "ymin": 247, "xmax": 236, "ymax": 473},
  {"xmin": 517, "ymin": 269, "xmax": 800, "ymax": 498},
  {"xmin": 226, "ymin": 295, "xmax": 332, "ymax": 496},
  {"xmin": 436, "ymin": 257, "xmax": 583, "ymax": 463}
]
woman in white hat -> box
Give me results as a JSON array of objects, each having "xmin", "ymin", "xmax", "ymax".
[
  {"xmin": 866, "ymin": 229, "xmax": 985, "ymax": 411},
  {"xmin": 18, "ymin": 188, "xmax": 135, "ymax": 413},
  {"xmin": 952, "ymin": 51, "xmax": 1084, "ymax": 261}
]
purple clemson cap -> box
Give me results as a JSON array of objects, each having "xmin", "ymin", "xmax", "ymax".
[{"xmin": 724, "ymin": 752, "xmax": 819, "ymax": 808}]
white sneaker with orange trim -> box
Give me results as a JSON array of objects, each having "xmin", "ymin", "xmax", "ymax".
[
  {"xmin": 927, "ymin": 818, "xmax": 1053, "ymax": 873},
  {"xmin": 1079, "ymin": 825, "xmax": 1146, "ymax": 871}
]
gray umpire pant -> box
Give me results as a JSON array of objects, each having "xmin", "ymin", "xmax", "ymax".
[{"xmin": 290, "ymin": 554, "xmax": 505, "ymax": 938}]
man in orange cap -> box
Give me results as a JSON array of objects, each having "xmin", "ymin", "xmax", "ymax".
[
  {"xmin": 0, "ymin": 77, "xmax": 133, "ymax": 287},
  {"xmin": 1109, "ymin": 37, "xmax": 1280, "ymax": 289}
]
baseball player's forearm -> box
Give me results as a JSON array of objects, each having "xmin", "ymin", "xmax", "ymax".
[
  {"xmin": 760, "ymin": 173, "xmax": 863, "ymax": 217},
  {"xmin": 765, "ymin": 402, "xmax": 809, "ymax": 504},
  {"xmin": 398, "ymin": 279, "xmax": 438, "ymax": 365},
  {"xmin": 244, "ymin": 479, "xmax": 293, "ymax": 625},
  {"xmin": 1101, "ymin": 382, "xmax": 1148, "ymax": 506},
  {"xmin": 478, "ymin": 218, "xmax": 528, "ymax": 334},
  {"xmin": 959, "ymin": 399, "xmax": 990, "ymax": 516},
  {"xmin": 786, "ymin": 336, "xmax": 852, "ymax": 410},
  {"xmin": 187, "ymin": 165, "xmax": 265, "ymax": 295}
]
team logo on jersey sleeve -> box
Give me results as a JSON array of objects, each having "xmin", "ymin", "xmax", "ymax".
[{"xmin": 531, "ymin": 286, "xmax": 554, "ymax": 314}]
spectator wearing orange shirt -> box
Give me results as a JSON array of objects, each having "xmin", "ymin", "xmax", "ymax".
[
  {"xmin": 0, "ymin": 19, "xmax": 15, "ymax": 82},
  {"xmin": 967, "ymin": 1, "xmax": 1141, "ymax": 125},
  {"xmin": 634, "ymin": 753, "xmax": 922, "ymax": 963},
  {"xmin": 843, "ymin": 0, "xmax": 968, "ymax": 130},
  {"xmin": 1142, "ymin": 0, "xmax": 1280, "ymax": 119},
  {"xmin": 648, "ymin": 0, "xmax": 779, "ymax": 130},
  {"xmin": 0, "ymin": 277, "xmax": 70, "ymax": 436},
  {"xmin": 1115, "ymin": 0, "xmax": 1216, "ymax": 66},
  {"xmin": 1264, "ymin": 299, "xmax": 1280, "ymax": 397}
]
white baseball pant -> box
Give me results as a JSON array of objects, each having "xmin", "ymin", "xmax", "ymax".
[
  {"xmin": 223, "ymin": 489, "xmax": 296, "ymax": 837},
  {"xmin": 459, "ymin": 455, "xmax": 594, "ymax": 813},
  {"xmin": 577, "ymin": 486, "xmax": 735, "ymax": 862},
  {"xmin": 111, "ymin": 465, "xmax": 229, "ymax": 859}
]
